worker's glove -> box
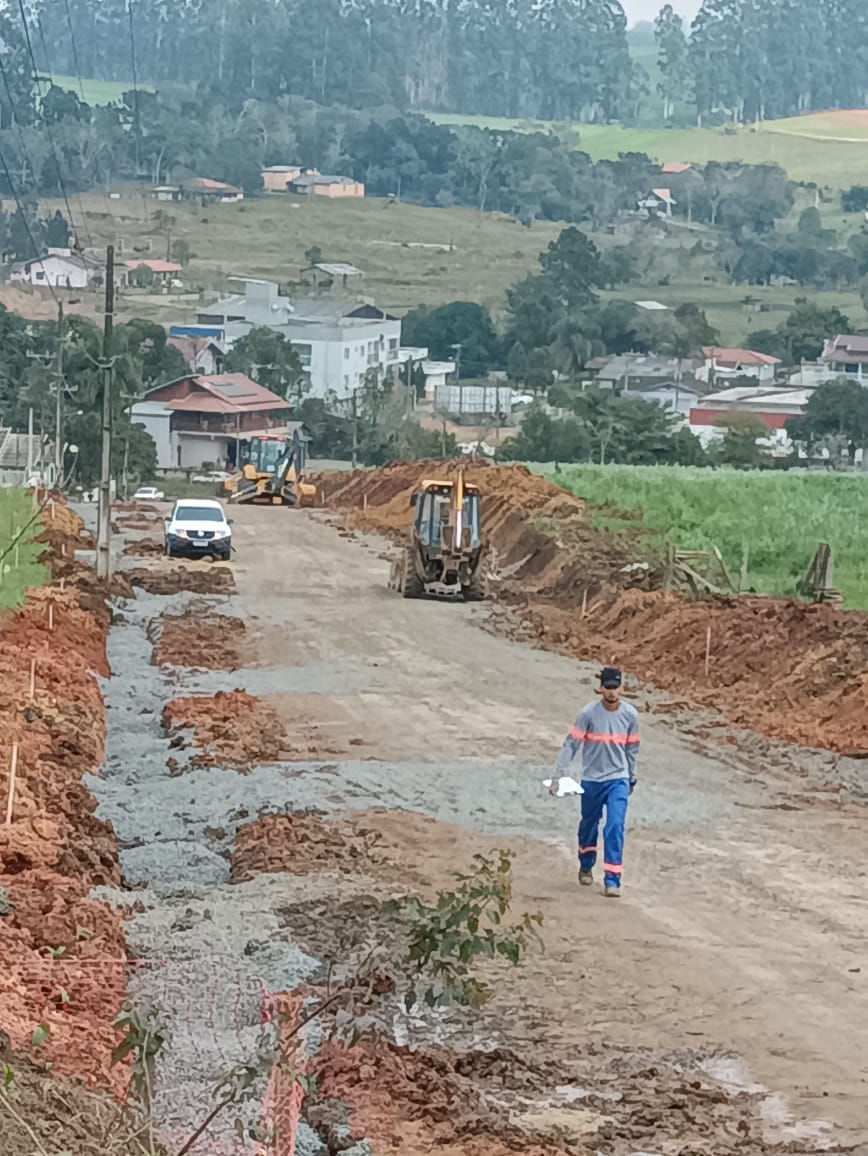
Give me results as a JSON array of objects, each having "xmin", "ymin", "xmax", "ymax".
[{"xmin": 629, "ymin": 778, "xmax": 637, "ymax": 795}]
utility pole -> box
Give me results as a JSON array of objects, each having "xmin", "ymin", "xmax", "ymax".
[
  {"xmin": 54, "ymin": 303, "xmax": 64, "ymax": 482},
  {"xmin": 96, "ymin": 246, "xmax": 115, "ymax": 581},
  {"xmin": 351, "ymin": 388, "xmax": 358, "ymax": 470}
]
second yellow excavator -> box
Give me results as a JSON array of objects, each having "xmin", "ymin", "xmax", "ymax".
[{"xmin": 223, "ymin": 432, "xmax": 316, "ymax": 507}]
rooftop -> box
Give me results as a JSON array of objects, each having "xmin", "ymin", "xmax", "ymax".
[
  {"xmin": 126, "ymin": 258, "xmax": 183, "ymax": 274},
  {"xmin": 184, "ymin": 177, "xmax": 242, "ymax": 193},
  {"xmin": 703, "ymin": 346, "xmax": 780, "ymax": 366},
  {"xmin": 822, "ymin": 333, "xmax": 868, "ymax": 358},
  {"xmin": 145, "ymin": 373, "xmax": 291, "ymax": 415},
  {"xmin": 307, "ymin": 262, "xmax": 363, "ymax": 278},
  {"xmin": 697, "ymin": 387, "xmax": 811, "ymax": 407}
]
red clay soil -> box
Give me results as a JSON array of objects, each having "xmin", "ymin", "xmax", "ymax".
[
  {"xmin": 318, "ymin": 458, "xmax": 868, "ymax": 759},
  {"xmin": 154, "ymin": 609, "xmax": 246, "ymax": 669},
  {"xmin": 162, "ymin": 689, "xmax": 285, "ymax": 769},
  {"xmin": 230, "ymin": 811, "xmax": 387, "ymax": 882},
  {"xmin": 128, "ymin": 564, "xmax": 236, "ymax": 595},
  {"xmin": 0, "ymin": 501, "xmax": 128, "ymax": 1097}
]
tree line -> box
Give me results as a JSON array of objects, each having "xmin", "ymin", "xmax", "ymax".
[
  {"xmin": 656, "ymin": 0, "xmax": 868, "ymax": 126},
  {"xmin": 32, "ymin": 0, "xmax": 633, "ymax": 123}
]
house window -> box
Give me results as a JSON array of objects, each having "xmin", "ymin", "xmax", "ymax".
[
  {"xmin": 343, "ymin": 375, "xmax": 349, "ymax": 387},
  {"xmin": 294, "ymin": 343, "xmax": 312, "ymax": 368},
  {"xmin": 344, "ymin": 347, "xmax": 350, "ymax": 359},
  {"xmin": 35, "ymin": 271, "xmax": 45, "ymax": 281},
  {"xmin": 389, "ymin": 338, "xmax": 398, "ymax": 351}
]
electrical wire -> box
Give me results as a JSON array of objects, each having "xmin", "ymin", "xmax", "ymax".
[
  {"xmin": 34, "ymin": 15, "xmax": 95, "ymax": 247},
  {"xmin": 15, "ymin": 0, "xmax": 86, "ymax": 245}
]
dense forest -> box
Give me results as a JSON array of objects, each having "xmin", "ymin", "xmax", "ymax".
[
  {"xmin": 33, "ymin": 0, "xmax": 633, "ymax": 123},
  {"xmin": 23, "ymin": 0, "xmax": 868, "ymax": 127}
]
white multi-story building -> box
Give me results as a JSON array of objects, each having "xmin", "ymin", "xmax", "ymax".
[{"xmin": 196, "ymin": 279, "xmax": 403, "ymax": 400}]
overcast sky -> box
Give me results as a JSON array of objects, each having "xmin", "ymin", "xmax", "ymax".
[{"xmin": 623, "ymin": 0, "xmax": 701, "ymax": 25}]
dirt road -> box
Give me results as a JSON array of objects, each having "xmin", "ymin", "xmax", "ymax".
[{"xmin": 94, "ymin": 505, "xmax": 868, "ymax": 1153}]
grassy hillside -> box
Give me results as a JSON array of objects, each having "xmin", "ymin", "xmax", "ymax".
[
  {"xmin": 549, "ymin": 464, "xmax": 868, "ymax": 609},
  {"xmin": 39, "ymin": 187, "xmax": 868, "ymax": 344},
  {"xmin": 43, "ymin": 189, "xmax": 563, "ymax": 322},
  {"xmin": 428, "ymin": 112, "xmax": 868, "ymax": 187}
]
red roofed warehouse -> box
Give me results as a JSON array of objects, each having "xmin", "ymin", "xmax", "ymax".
[
  {"xmin": 130, "ymin": 374, "xmax": 291, "ymax": 469},
  {"xmin": 698, "ymin": 346, "xmax": 780, "ymax": 388}
]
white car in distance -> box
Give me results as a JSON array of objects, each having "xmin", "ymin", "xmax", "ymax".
[
  {"xmin": 132, "ymin": 486, "xmax": 165, "ymax": 501},
  {"xmin": 164, "ymin": 499, "xmax": 233, "ymax": 561}
]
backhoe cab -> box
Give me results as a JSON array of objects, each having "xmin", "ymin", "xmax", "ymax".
[{"xmin": 389, "ymin": 470, "xmax": 484, "ymax": 601}]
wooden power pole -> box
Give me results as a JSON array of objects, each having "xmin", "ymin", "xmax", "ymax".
[
  {"xmin": 96, "ymin": 246, "xmax": 115, "ymax": 581},
  {"xmin": 53, "ymin": 302, "xmax": 64, "ymax": 481}
]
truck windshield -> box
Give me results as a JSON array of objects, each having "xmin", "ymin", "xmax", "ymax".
[{"xmin": 175, "ymin": 505, "xmax": 224, "ymax": 522}]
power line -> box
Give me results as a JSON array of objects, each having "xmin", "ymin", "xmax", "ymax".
[
  {"xmin": 56, "ymin": 0, "xmax": 125, "ymax": 232},
  {"xmin": 15, "ymin": 0, "xmax": 84, "ymax": 245},
  {"xmin": 0, "ymin": 139, "xmax": 60, "ymax": 309}
]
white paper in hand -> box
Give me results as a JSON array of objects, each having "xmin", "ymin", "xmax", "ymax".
[{"xmin": 543, "ymin": 776, "xmax": 584, "ymax": 797}]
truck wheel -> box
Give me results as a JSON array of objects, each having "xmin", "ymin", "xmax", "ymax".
[
  {"xmin": 462, "ymin": 578, "xmax": 484, "ymax": 602},
  {"xmin": 402, "ymin": 548, "xmax": 424, "ymax": 599}
]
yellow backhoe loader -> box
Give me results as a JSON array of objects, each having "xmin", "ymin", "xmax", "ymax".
[
  {"xmin": 389, "ymin": 469, "xmax": 484, "ymax": 600},
  {"xmin": 223, "ymin": 431, "xmax": 316, "ymax": 507}
]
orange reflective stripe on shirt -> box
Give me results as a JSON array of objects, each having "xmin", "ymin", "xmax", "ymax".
[
  {"xmin": 568, "ymin": 726, "xmax": 587, "ymax": 741},
  {"xmin": 584, "ymin": 730, "xmax": 636, "ymax": 745}
]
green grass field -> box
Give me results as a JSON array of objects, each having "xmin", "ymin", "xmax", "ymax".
[
  {"xmin": 0, "ymin": 491, "xmax": 48, "ymax": 609},
  {"xmin": 428, "ymin": 112, "xmax": 868, "ymax": 187},
  {"xmin": 547, "ymin": 464, "xmax": 868, "ymax": 609},
  {"xmin": 49, "ymin": 189, "xmax": 563, "ymax": 321},
  {"xmin": 46, "ymin": 75, "xmax": 153, "ymax": 105}
]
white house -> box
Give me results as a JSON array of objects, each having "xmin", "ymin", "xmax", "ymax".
[
  {"xmin": 10, "ymin": 248, "xmax": 104, "ymax": 289},
  {"xmin": 197, "ymin": 279, "xmax": 403, "ymax": 401},
  {"xmin": 637, "ymin": 188, "xmax": 675, "ymax": 218},
  {"xmin": 820, "ymin": 334, "xmax": 868, "ymax": 382},
  {"xmin": 697, "ymin": 346, "xmax": 780, "ymax": 387}
]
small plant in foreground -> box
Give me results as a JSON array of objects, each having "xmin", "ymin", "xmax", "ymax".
[
  {"xmin": 113, "ymin": 1001, "xmax": 171, "ymax": 1112},
  {"xmin": 387, "ymin": 848, "xmax": 543, "ymax": 1010}
]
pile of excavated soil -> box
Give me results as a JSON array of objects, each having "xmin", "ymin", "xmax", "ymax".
[
  {"xmin": 123, "ymin": 537, "xmax": 165, "ymax": 557},
  {"xmin": 128, "ymin": 565, "xmax": 235, "ymax": 595},
  {"xmin": 314, "ymin": 459, "xmax": 653, "ymax": 601},
  {"xmin": 162, "ymin": 689, "xmax": 285, "ymax": 769},
  {"xmin": 0, "ymin": 507, "xmax": 128, "ymax": 1095},
  {"xmin": 153, "ymin": 608, "xmax": 246, "ymax": 669},
  {"xmin": 519, "ymin": 588, "xmax": 868, "ymax": 756},
  {"xmin": 309, "ymin": 1038, "xmax": 842, "ymax": 1156},
  {"xmin": 230, "ymin": 812, "xmax": 387, "ymax": 882}
]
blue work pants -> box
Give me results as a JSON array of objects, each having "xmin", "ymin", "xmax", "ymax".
[{"xmin": 578, "ymin": 778, "xmax": 629, "ymax": 889}]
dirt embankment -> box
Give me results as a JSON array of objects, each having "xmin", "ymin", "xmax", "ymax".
[
  {"xmin": 230, "ymin": 811, "xmax": 388, "ymax": 882},
  {"xmin": 316, "ymin": 459, "xmax": 868, "ymax": 759},
  {"xmin": 0, "ymin": 502, "xmax": 129, "ymax": 1097}
]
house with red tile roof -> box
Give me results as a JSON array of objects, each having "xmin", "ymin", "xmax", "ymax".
[
  {"xmin": 697, "ymin": 346, "xmax": 780, "ymax": 387},
  {"xmin": 130, "ymin": 373, "xmax": 291, "ymax": 469}
]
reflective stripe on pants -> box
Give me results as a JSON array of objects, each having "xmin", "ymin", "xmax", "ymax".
[{"xmin": 577, "ymin": 778, "xmax": 629, "ymax": 888}]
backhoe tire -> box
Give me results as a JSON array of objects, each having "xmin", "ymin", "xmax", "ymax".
[
  {"xmin": 462, "ymin": 576, "xmax": 485, "ymax": 602},
  {"xmin": 402, "ymin": 548, "xmax": 425, "ymax": 599}
]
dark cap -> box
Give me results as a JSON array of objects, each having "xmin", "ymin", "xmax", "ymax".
[{"xmin": 599, "ymin": 666, "xmax": 622, "ymax": 688}]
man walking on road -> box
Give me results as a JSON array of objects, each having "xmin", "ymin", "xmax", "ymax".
[{"xmin": 550, "ymin": 667, "xmax": 639, "ymax": 898}]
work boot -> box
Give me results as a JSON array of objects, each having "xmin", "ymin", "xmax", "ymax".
[
  {"xmin": 604, "ymin": 885, "xmax": 621, "ymax": 898},
  {"xmin": 578, "ymin": 870, "xmax": 593, "ymax": 886}
]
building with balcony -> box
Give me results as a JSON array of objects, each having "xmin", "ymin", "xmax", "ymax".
[
  {"xmin": 196, "ymin": 279, "xmax": 402, "ymax": 400},
  {"xmin": 130, "ymin": 373, "xmax": 292, "ymax": 469}
]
